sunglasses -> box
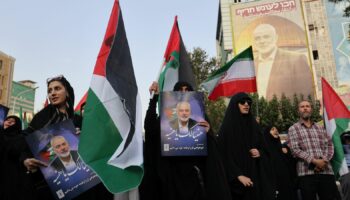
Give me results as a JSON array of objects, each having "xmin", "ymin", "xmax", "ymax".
[
  {"xmin": 47, "ymin": 75, "xmax": 64, "ymax": 83},
  {"xmin": 238, "ymin": 99, "xmax": 252, "ymax": 105}
]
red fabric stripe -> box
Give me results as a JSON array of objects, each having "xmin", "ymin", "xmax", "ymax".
[
  {"xmin": 322, "ymin": 77, "xmax": 350, "ymax": 119},
  {"xmin": 75, "ymin": 91, "xmax": 88, "ymax": 111},
  {"xmin": 93, "ymin": 1, "xmax": 120, "ymax": 76},
  {"xmin": 163, "ymin": 16, "xmax": 180, "ymax": 63},
  {"xmin": 208, "ymin": 78, "xmax": 257, "ymax": 100}
]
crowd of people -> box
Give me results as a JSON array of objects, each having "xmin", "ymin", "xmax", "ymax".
[{"xmin": 0, "ymin": 75, "xmax": 349, "ymax": 200}]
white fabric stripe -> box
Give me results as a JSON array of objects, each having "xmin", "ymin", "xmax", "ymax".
[
  {"xmin": 324, "ymin": 110, "xmax": 336, "ymax": 137},
  {"xmin": 220, "ymin": 60, "xmax": 255, "ymax": 82},
  {"xmin": 324, "ymin": 109, "xmax": 349, "ymax": 176},
  {"xmin": 201, "ymin": 76, "xmax": 220, "ymax": 94},
  {"xmin": 201, "ymin": 60, "xmax": 255, "ymax": 94},
  {"xmin": 163, "ymin": 67, "xmax": 178, "ymax": 91},
  {"xmin": 91, "ymin": 75, "xmax": 143, "ymax": 168}
]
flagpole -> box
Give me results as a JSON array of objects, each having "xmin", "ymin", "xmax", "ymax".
[
  {"xmin": 256, "ymin": 94, "xmax": 259, "ymax": 122},
  {"xmin": 150, "ymin": 60, "xmax": 165, "ymax": 98}
]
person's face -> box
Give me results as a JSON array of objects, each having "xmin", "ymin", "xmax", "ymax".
[
  {"xmin": 270, "ymin": 127, "xmax": 279, "ymax": 138},
  {"xmin": 52, "ymin": 137, "xmax": 70, "ymax": 158},
  {"xmin": 253, "ymin": 25, "xmax": 278, "ymax": 55},
  {"xmin": 179, "ymin": 86, "xmax": 189, "ymax": 92},
  {"xmin": 238, "ymin": 99, "xmax": 251, "ymax": 114},
  {"xmin": 298, "ymin": 101, "xmax": 312, "ymax": 119},
  {"xmin": 48, "ymin": 81, "xmax": 67, "ymax": 107},
  {"xmin": 177, "ymin": 103, "xmax": 191, "ymax": 123},
  {"xmin": 345, "ymin": 138, "xmax": 350, "ymax": 145},
  {"xmin": 3, "ymin": 118, "xmax": 16, "ymax": 129}
]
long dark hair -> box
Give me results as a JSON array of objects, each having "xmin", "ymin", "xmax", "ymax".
[{"xmin": 47, "ymin": 75, "xmax": 75, "ymax": 118}]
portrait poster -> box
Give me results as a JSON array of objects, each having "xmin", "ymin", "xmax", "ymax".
[
  {"xmin": 25, "ymin": 120, "xmax": 100, "ymax": 200},
  {"xmin": 0, "ymin": 104, "xmax": 9, "ymax": 128},
  {"xmin": 231, "ymin": 0, "xmax": 315, "ymax": 100},
  {"xmin": 160, "ymin": 91, "xmax": 207, "ymax": 156},
  {"xmin": 324, "ymin": 0, "xmax": 350, "ymax": 107}
]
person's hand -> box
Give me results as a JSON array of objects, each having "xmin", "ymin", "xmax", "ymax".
[
  {"xmin": 75, "ymin": 127, "xmax": 81, "ymax": 135},
  {"xmin": 149, "ymin": 82, "xmax": 159, "ymax": 95},
  {"xmin": 282, "ymin": 147, "xmax": 288, "ymax": 154},
  {"xmin": 24, "ymin": 158, "xmax": 48, "ymax": 173},
  {"xmin": 312, "ymin": 159, "xmax": 328, "ymax": 170},
  {"xmin": 249, "ymin": 148, "xmax": 260, "ymax": 158},
  {"xmin": 237, "ymin": 175, "xmax": 253, "ymax": 187},
  {"xmin": 198, "ymin": 120, "xmax": 210, "ymax": 133}
]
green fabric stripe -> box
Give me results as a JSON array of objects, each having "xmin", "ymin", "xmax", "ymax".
[
  {"xmin": 331, "ymin": 118, "xmax": 350, "ymax": 177},
  {"xmin": 158, "ymin": 51, "xmax": 180, "ymax": 92},
  {"xmin": 79, "ymin": 89, "xmax": 143, "ymax": 193},
  {"xmin": 204, "ymin": 46, "xmax": 253, "ymax": 82}
]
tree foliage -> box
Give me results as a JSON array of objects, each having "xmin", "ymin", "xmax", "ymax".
[
  {"xmin": 329, "ymin": 0, "xmax": 350, "ymax": 17},
  {"xmin": 249, "ymin": 93, "xmax": 322, "ymax": 132},
  {"xmin": 189, "ymin": 47, "xmax": 322, "ymax": 134},
  {"xmin": 189, "ymin": 47, "xmax": 226, "ymax": 134}
]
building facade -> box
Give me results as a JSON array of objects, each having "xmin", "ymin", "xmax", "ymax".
[
  {"xmin": 0, "ymin": 51, "xmax": 15, "ymax": 107},
  {"xmin": 217, "ymin": 0, "xmax": 341, "ymax": 101},
  {"xmin": 9, "ymin": 80, "xmax": 37, "ymax": 121}
]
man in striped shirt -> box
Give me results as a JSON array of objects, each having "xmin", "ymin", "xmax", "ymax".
[{"xmin": 288, "ymin": 100, "xmax": 340, "ymax": 200}]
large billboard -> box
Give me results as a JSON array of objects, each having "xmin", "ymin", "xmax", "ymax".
[
  {"xmin": 231, "ymin": 0, "xmax": 314, "ymax": 100},
  {"xmin": 324, "ymin": 0, "xmax": 350, "ymax": 106}
]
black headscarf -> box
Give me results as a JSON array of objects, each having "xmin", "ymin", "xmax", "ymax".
[
  {"xmin": 218, "ymin": 92, "xmax": 260, "ymax": 181},
  {"xmin": 262, "ymin": 126, "xmax": 298, "ymax": 200},
  {"xmin": 26, "ymin": 76, "xmax": 75, "ymax": 133},
  {"xmin": 47, "ymin": 76, "xmax": 75, "ymax": 118},
  {"xmin": 263, "ymin": 126, "xmax": 283, "ymax": 156},
  {"xmin": 1, "ymin": 115, "xmax": 22, "ymax": 135},
  {"xmin": 173, "ymin": 81, "xmax": 194, "ymax": 91}
]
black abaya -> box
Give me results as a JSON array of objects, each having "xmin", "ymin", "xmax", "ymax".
[
  {"xmin": 218, "ymin": 93, "xmax": 275, "ymax": 200},
  {"xmin": 0, "ymin": 116, "xmax": 37, "ymax": 200},
  {"xmin": 263, "ymin": 126, "xmax": 298, "ymax": 200},
  {"xmin": 139, "ymin": 95, "xmax": 231, "ymax": 200}
]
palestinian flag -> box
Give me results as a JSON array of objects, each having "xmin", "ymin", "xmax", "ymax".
[
  {"xmin": 78, "ymin": 0, "xmax": 143, "ymax": 193},
  {"xmin": 74, "ymin": 91, "xmax": 87, "ymax": 112},
  {"xmin": 322, "ymin": 77, "xmax": 350, "ymax": 177},
  {"xmin": 201, "ymin": 46, "xmax": 256, "ymax": 100},
  {"xmin": 158, "ymin": 16, "xmax": 196, "ymax": 92}
]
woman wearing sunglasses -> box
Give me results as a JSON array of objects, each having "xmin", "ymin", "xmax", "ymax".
[
  {"xmin": 21, "ymin": 75, "xmax": 112, "ymax": 200},
  {"xmin": 218, "ymin": 92, "xmax": 275, "ymax": 200}
]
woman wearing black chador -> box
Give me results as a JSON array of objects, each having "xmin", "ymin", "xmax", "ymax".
[
  {"xmin": 218, "ymin": 92, "xmax": 275, "ymax": 200},
  {"xmin": 0, "ymin": 115, "xmax": 37, "ymax": 199}
]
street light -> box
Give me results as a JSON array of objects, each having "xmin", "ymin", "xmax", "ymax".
[{"xmin": 11, "ymin": 86, "xmax": 39, "ymax": 115}]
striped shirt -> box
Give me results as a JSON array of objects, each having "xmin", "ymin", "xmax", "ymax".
[{"xmin": 287, "ymin": 120, "xmax": 334, "ymax": 176}]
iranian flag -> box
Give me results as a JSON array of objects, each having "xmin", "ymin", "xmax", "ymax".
[
  {"xmin": 201, "ymin": 46, "xmax": 256, "ymax": 100},
  {"xmin": 322, "ymin": 77, "xmax": 350, "ymax": 177},
  {"xmin": 158, "ymin": 16, "xmax": 196, "ymax": 91},
  {"xmin": 78, "ymin": 0, "xmax": 143, "ymax": 193}
]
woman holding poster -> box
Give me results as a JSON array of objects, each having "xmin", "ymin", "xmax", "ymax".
[{"xmin": 21, "ymin": 75, "xmax": 112, "ymax": 200}]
